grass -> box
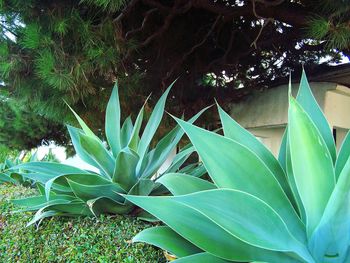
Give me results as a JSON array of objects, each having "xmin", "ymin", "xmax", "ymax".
[{"xmin": 0, "ymin": 183, "xmax": 165, "ymax": 262}]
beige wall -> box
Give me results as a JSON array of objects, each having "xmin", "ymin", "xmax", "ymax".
[
  {"xmin": 230, "ymin": 82, "xmax": 335, "ymax": 129},
  {"xmin": 248, "ymin": 127, "xmax": 285, "ymax": 157},
  {"xmin": 230, "ymin": 82, "xmax": 350, "ymax": 156}
]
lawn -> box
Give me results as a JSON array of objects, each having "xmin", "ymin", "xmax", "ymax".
[{"xmin": 0, "ymin": 183, "xmax": 165, "ymax": 263}]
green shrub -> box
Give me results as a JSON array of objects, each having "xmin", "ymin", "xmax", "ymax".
[
  {"xmin": 125, "ymin": 71, "xmax": 350, "ymax": 262},
  {"xmin": 0, "ymin": 183, "xmax": 165, "ymax": 262},
  {"xmin": 0, "ymin": 150, "xmax": 58, "ymax": 186},
  {"xmin": 12, "ymin": 82, "xmax": 207, "ymax": 225}
]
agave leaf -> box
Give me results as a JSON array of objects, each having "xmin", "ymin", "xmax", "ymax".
[
  {"xmin": 21, "ymin": 172, "xmax": 55, "ymax": 184},
  {"xmin": 88, "ymin": 196, "xmax": 133, "ymax": 215},
  {"xmin": 10, "ymin": 162, "xmax": 88, "ymax": 178},
  {"xmin": 27, "ymin": 209, "xmax": 64, "ymax": 227},
  {"xmin": 45, "ymin": 176, "xmax": 71, "ymax": 200},
  {"xmin": 128, "ymin": 106, "xmax": 144, "ymax": 151},
  {"xmin": 137, "ymin": 83, "xmax": 172, "ymax": 163},
  {"xmin": 14, "ymin": 197, "xmax": 76, "ymax": 212},
  {"xmin": 0, "ymin": 173, "xmax": 16, "ymax": 184},
  {"xmin": 43, "ymin": 173, "xmax": 109, "ymax": 200},
  {"xmin": 48, "ymin": 201, "xmax": 92, "ymax": 215},
  {"xmin": 133, "ymin": 226, "xmax": 202, "ymax": 257},
  {"xmin": 105, "ymin": 82, "xmax": 121, "ymax": 157},
  {"xmin": 173, "ymin": 252, "xmax": 302, "ymax": 263},
  {"xmin": 65, "ymin": 102, "xmax": 97, "ymax": 139},
  {"xmin": 79, "ymin": 133, "xmax": 115, "ymax": 179},
  {"xmin": 128, "ymin": 178, "xmax": 155, "ymax": 196},
  {"xmin": 67, "ymin": 125, "xmax": 99, "ymax": 167},
  {"xmin": 172, "ymin": 252, "xmax": 232, "ymax": 263},
  {"xmin": 156, "ymin": 173, "xmax": 216, "ymax": 195},
  {"xmin": 288, "ymin": 97, "xmax": 335, "ymax": 237},
  {"xmin": 335, "ymin": 131, "xmax": 350, "ymax": 180},
  {"xmin": 182, "ymin": 164, "xmax": 206, "ymax": 178},
  {"xmin": 177, "ymin": 190, "xmax": 307, "ymax": 253},
  {"xmin": 140, "ymin": 106, "xmax": 212, "ymax": 179},
  {"xmin": 36, "ymin": 183, "xmax": 45, "ymax": 195},
  {"xmin": 136, "ymin": 210, "xmax": 159, "ymax": 222},
  {"xmin": 140, "ymin": 127, "xmax": 180, "ymax": 178},
  {"xmin": 11, "ymin": 195, "xmax": 45, "ymax": 208},
  {"xmin": 174, "ymin": 117, "xmax": 306, "ymax": 243},
  {"xmin": 286, "ymin": 137, "xmax": 306, "ymax": 222},
  {"xmin": 67, "ymin": 179, "xmax": 125, "ymax": 203},
  {"xmin": 217, "ymin": 103, "xmax": 294, "ymax": 206},
  {"xmin": 309, "ymin": 157, "xmax": 350, "ymax": 262},
  {"xmin": 125, "ymin": 191, "xmax": 312, "ymax": 262},
  {"xmin": 296, "ymin": 69, "xmax": 336, "ymax": 163},
  {"xmin": 278, "ymin": 128, "xmax": 288, "ymax": 173},
  {"xmin": 113, "ymin": 148, "xmax": 139, "ymax": 189},
  {"xmin": 164, "ymin": 146, "xmax": 196, "ymax": 174},
  {"xmin": 120, "ymin": 116, "xmax": 133, "ymax": 149}
]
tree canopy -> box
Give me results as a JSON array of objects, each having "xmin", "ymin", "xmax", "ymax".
[
  {"xmin": 0, "ymin": 0, "xmax": 349, "ymax": 145},
  {"xmin": 0, "ymin": 98, "xmax": 67, "ymax": 150}
]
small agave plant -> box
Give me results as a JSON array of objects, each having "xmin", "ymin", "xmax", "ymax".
[
  {"xmin": 125, "ymin": 70, "xmax": 350, "ymax": 263},
  {"xmin": 11, "ymin": 82, "xmax": 206, "ymax": 225},
  {"xmin": 0, "ymin": 151, "xmax": 50, "ymax": 186}
]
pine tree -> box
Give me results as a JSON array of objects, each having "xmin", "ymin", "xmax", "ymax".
[
  {"xmin": 0, "ymin": 0, "xmax": 348, "ymax": 143},
  {"xmin": 0, "ymin": 97, "xmax": 67, "ymax": 150}
]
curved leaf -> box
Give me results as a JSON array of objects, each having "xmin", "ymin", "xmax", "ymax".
[
  {"xmin": 105, "ymin": 82, "xmax": 121, "ymax": 157},
  {"xmin": 164, "ymin": 146, "xmax": 196, "ymax": 174},
  {"xmin": 120, "ymin": 116, "xmax": 133, "ymax": 149},
  {"xmin": 128, "ymin": 179, "xmax": 155, "ymax": 196},
  {"xmin": 67, "ymin": 125, "xmax": 99, "ymax": 167},
  {"xmin": 157, "ymin": 173, "xmax": 216, "ymax": 195},
  {"xmin": 128, "ymin": 101, "xmax": 146, "ymax": 151},
  {"xmin": 65, "ymin": 102, "xmax": 96, "ymax": 138},
  {"xmin": 11, "ymin": 162, "xmax": 88, "ymax": 178},
  {"xmin": 296, "ymin": 69, "xmax": 336, "ymax": 163},
  {"xmin": 113, "ymin": 148, "xmax": 139, "ymax": 189},
  {"xmin": 88, "ymin": 196, "xmax": 133, "ymax": 215},
  {"xmin": 43, "ymin": 173, "xmax": 111, "ymax": 200},
  {"xmin": 335, "ymin": 131, "xmax": 350, "ymax": 181},
  {"xmin": 288, "ymin": 97, "xmax": 335, "ymax": 237},
  {"xmin": 173, "ymin": 252, "xmax": 233, "ymax": 263},
  {"xmin": 133, "ymin": 226, "xmax": 202, "ymax": 257},
  {"xmin": 125, "ymin": 191, "xmax": 312, "ymax": 262},
  {"xmin": 67, "ymin": 179, "xmax": 125, "ymax": 202},
  {"xmin": 309, "ymin": 157, "xmax": 350, "ymax": 262},
  {"xmin": 174, "ymin": 117, "xmax": 306, "ymax": 243},
  {"xmin": 137, "ymin": 83, "xmax": 172, "ymax": 162},
  {"xmin": 139, "ymin": 105, "xmax": 212, "ymax": 178},
  {"xmin": 217, "ymin": 103, "xmax": 293, "ymax": 206},
  {"xmin": 79, "ymin": 133, "xmax": 115, "ymax": 179}
]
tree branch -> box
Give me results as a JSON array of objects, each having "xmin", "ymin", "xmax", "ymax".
[
  {"xmin": 161, "ymin": 15, "xmax": 222, "ymax": 87},
  {"xmin": 192, "ymin": 0, "xmax": 308, "ymax": 27},
  {"xmin": 125, "ymin": 8, "xmax": 158, "ymax": 40},
  {"xmin": 113, "ymin": 0, "xmax": 140, "ymax": 24}
]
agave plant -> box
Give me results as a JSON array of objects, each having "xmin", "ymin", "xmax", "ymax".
[
  {"xmin": 0, "ymin": 150, "xmax": 54, "ymax": 186},
  {"xmin": 12, "ymin": 82, "xmax": 207, "ymax": 225},
  {"xmin": 125, "ymin": 70, "xmax": 350, "ymax": 263}
]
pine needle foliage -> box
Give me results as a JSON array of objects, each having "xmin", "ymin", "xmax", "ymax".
[
  {"xmin": 80, "ymin": 0, "xmax": 127, "ymax": 12},
  {"xmin": 306, "ymin": 0, "xmax": 350, "ymax": 49},
  {"xmin": 0, "ymin": 98, "xmax": 68, "ymax": 150},
  {"xmin": 0, "ymin": 0, "xmax": 132, "ymax": 131}
]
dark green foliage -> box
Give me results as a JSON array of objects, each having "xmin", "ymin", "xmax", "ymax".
[
  {"xmin": 0, "ymin": 0, "xmax": 130, "ymax": 130},
  {"xmin": 0, "ymin": 98, "xmax": 67, "ymax": 150},
  {"xmin": 0, "ymin": 0, "xmax": 348, "ymax": 140},
  {"xmin": 306, "ymin": 1, "xmax": 350, "ymax": 49},
  {"xmin": 0, "ymin": 184, "xmax": 165, "ymax": 262},
  {"xmin": 0, "ymin": 145, "xmax": 18, "ymax": 163}
]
